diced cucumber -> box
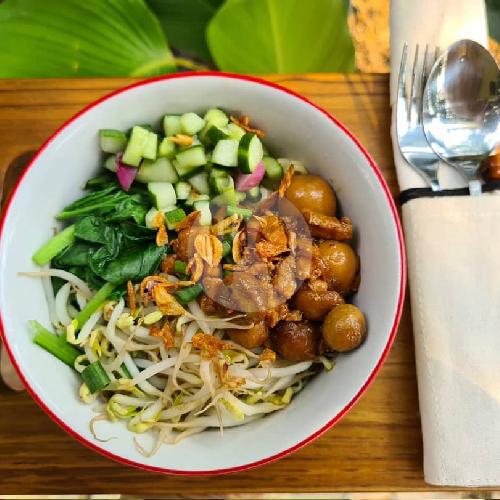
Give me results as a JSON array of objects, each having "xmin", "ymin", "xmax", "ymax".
[
  {"xmin": 164, "ymin": 207, "xmax": 187, "ymax": 230},
  {"xmin": 188, "ymin": 172, "xmax": 210, "ymax": 195},
  {"xmin": 174, "ymin": 160, "xmax": 204, "ymax": 179},
  {"xmin": 212, "ymin": 139, "xmax": 238, "ymax": 167},
  {"xmin": 238, "ymin": 133, "xmax": 263, "ymax": 173},
  {"xmin": 175, "ymin": 146, "xmax": 207, "ymax": 178},
  {"xmin": 193, "ymin": 200, "xmax": 212, "ymax": 226},
  {"xmin": 209, "ymin": 175, "xmax": 234, "ymax": 195},
  {"xmin": 210, "ymin": 166, "xmax": 232, "ymax": 178},
  {"xmin": 147, "ymin": 182, "xmax": 177, "ymax": 210},
  {"xmin": 277, "ymin": 158, "xmax": 308, "ymax": 174},
  {"xmin": 199, "ymin": 122, "xmax": 229, "ymax": 147},
  {"xmin": 226, "ymin": 123, "xmax": 246, "ymax": 141},
  {"xmin": 204, "ymin": 108, "xmax": 229, "ymax": 127},
  {"xmin": 122, "ymin": 125, "xmax": 150, "ymax": 167},
  {"xmin": 143, "ymin": 132, "xmax": 158, "ymax": 160},
  {"xmin": 186, "ymin": 192, "xmax": 210, "ymax": 206},
  {"xmin": 262, "ymin": 156, "xmax": 283, "ymax": 180},
  {"xmin": 158, "ymin": 137, "xmax": 177, "ymax": 159},
  {"xmin": 138, "ymin": 124, "xmax": 153, "ymax": 132},
  {"xmin": 236, "ymin": 191, "xmax": 246, "ymax": 203},
  {"xmin": 163, "ymin": 115, "xmax": 181, "ymax": 137},
  {"xmin": 227, "ymin": 205, "xmax": 252, "ymax": 220},
  {"xmin": 175, "ymin": 181, "xmax": 191, "ymax": 200},
  {"xmin": 104, "ymin": 154, "xmax": 117, "ymax": 172},
  {"xmin": 211, "ymin": 188, "xmax": 237, "ymax": 206},
  {"xmin": 246, "ymin": 186, "xmax": 261, "ymax": 202},
  {"xmin": 99, "ymin": 129, "xmax": 127, "ymax": 154},
  {"xmin": 180, "ymin": 112, "xmax": 206, "ymax": 135},
  {"xmin": 136, "ymin": 157, "xmax": 178, "ymax": 183}
]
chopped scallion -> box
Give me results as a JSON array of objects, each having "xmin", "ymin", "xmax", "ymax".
[
  {"xmin": 74, "ymin": 282, "xmax": 116, "ymax": 332},
  {"xmin": 227, "ymin": 205, "xmax": 253, "ymax": 220},
  {"xmin": 81, "ymin": 361, "xmax": 111, "ymax": 393},
  {"xmin": 175, "ymin": 284, "xmax": 203, "ymax": 304},
  {"xmin": 165, "ymin": 207, "xmax": 186, "ymax": 225},
  {"xmin": 30, "ymin": 320, "xmax": 80, "ymax": 367},
  {"xmin": 174, "ymin": 260, "xmax": 187, "ymax": 274},
  {"xmin": 32, "ymin": 225, "xmax": 76, "ymax": 266},
  {"xmin": 222, "ymin": 240, "xmax": 232, "ymax": 257}
]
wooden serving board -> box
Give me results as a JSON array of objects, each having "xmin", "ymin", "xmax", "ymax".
[{"xmin": 0, "ymin": 74, "xmax": 437, "ymax": 496}]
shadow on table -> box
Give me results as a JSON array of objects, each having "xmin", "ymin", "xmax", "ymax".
[{"xmin": 1, "ymin": 150, "xmax": 35, "ymax": 210}]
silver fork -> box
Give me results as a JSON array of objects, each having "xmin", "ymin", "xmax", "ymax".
[{"xmin": 396, "ymin": 44, "xmax": 441, "ymax": 191}]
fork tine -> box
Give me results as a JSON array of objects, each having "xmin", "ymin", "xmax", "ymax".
[
  {"xmin": 409, "ymin": 44, "xmax": 420, "ymax": 121},
  {"xmin": 421, "ymin": 45, "xmax": 430, "ymax": 91},
  {"xmin": 397, "ymin": 43, "xmax": 409, "ymax": 102},
  {"xmin": 418, "ymin": 45, "xmax": 430, "ymax": 122}
]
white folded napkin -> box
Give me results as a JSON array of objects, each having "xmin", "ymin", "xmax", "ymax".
[{"xmin": 390, "ymin": 0, "xmax": 500, "ymax": 487}]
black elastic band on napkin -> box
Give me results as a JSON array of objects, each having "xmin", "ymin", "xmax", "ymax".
[{"xmin": 398, "ymin": 180, "xmax": 500, "ymax": 205}]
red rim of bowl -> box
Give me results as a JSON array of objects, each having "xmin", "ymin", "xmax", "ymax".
[{"xmin": 0, "ymin": 72, "xmax": 406, "ymax": 476}]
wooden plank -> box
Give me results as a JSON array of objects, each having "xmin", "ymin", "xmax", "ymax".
[{"xmin": 0, "ymin": 74, "xmax": 427, "ymax": 495}]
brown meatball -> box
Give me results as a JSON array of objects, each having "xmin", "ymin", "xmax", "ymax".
[
  {"xmin": 292, "ymin": 287, "xmax": 344, "ymax": 321},
  {"xmin": 285, "ymin": 174, "xmax": 336, "ymax": 216},
  {"xmin": 273, "ymin": 321, "xmax": 318, "ymax": 361},
  {"xmin": 318, "ymin": 241, "xmax": 359, "ymax": 295},
  {"xmin": 227, "ymin": 321, "xmax": 269, "ymax": 350},
  {"xmin": 322, "ymin": 304, "xmax": 366, "ymax": 352}
]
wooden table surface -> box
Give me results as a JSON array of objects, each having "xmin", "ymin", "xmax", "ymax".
[{"xmin": 0, "ymin": 74, "xmax": 428, "ymax": 496}]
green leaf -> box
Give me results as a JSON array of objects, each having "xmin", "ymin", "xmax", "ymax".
[
  {"xmin": 147, "ymin": 0, "xmax": 223, "ymax": 62},
  {"xmin": 207, "ymin": 0, "xmax": 355, "ymax": 73},
  {"xmin": 486, "ymin": 0, "xmax": 500, "ymax": 42},
  {"xmin": 95, "ymin": 244, "xmax": 167, "ymax": 285},
  {"xmin": 0, "ymin": 0, "xmax": 176, "ymax": 77},
  {"xmin": 52, "ymin": 242, "xmax": 94, "ymax": 268},
  {"xmin": 74, "ymin": 216, "xmax": 118, "ymax": 246}
]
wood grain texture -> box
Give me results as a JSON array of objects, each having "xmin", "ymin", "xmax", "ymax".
[{"xmin": 0, "ymin": 74, "xmax": 425, "ymax": 495}]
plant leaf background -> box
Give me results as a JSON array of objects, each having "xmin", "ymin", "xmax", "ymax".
[
  {"xmin": 0, "ymin": 0, "xmax": 497, "ymax": 77},
  {"xmin": 0, "ymin": 0, "xmax": 176, "ymax": 77},
  {"xmin": 147, "ymin": 0, "xmax": 223, "ymax": 63},
  {"xmin": 207, "ymin": 0, "xmax": 355, "ymax": 73}
]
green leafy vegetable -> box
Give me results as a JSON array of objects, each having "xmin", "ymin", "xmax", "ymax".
[
  {"xmin": 148, "ymin": 0, "xmax": 223, "ymax": 62},
  {"xmin": 207, "ymin": 0, "xmax": 355, "ymax": 73},
  {"xmin": 57, "ymin": 186, "xmax": 125, "ymax": 220},
  {"xmin": 52, "ymin": 242, "xmax": 93, "ymax": 268},
  {"xmin": 0, "ymin": 0, "xmax": 176, "ymax": 77},
  {"xmin": 74, "ymin": 216, "xmax": 118, "ymax": 246},
  {"xmin": 105, "ymin": 196, "xmax": 149, "ymax": 225},
  {"xmin": 84, "ymin": 174, "xmax": 116, "ymax": 190},
  {"xmin": 57, "ymin": 185, "xmax": 149, "ymax": 224},
  {"xmin": 95, "ymin": 244, "xmax": 167, "ymax": 285},
  {"xmin": 118, "ymin": 222, "xmax": 156, "ymax": 244}
]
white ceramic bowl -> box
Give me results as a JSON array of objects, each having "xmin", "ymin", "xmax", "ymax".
[{"xmin": 0, "ymin": 73, "xmax": 405, "ymax": 474}]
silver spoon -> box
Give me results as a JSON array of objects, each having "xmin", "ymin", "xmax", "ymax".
[{"xmin": 423, "ymin": 39, "xmax": 499, "ymax": 196}]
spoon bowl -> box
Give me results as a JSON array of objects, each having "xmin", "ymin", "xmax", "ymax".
[{"xmin": 423, "ymin": 39, "xmax": 499, "ymax": 195}]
